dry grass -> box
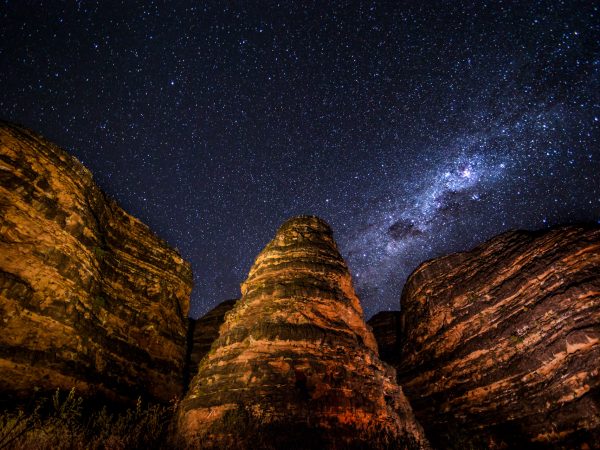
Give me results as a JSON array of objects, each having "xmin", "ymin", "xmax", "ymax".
[{"xmin": 0, "ymin": 389, "xmax": 177, "ymax": 450}]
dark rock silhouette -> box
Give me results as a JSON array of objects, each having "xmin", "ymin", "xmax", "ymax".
[{"xmin": 367, "ymin": 311, "xmax": 401, "ymax": 364}]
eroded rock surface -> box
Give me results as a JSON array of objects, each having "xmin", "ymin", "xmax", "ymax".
[
  {"xmin": 368, "ymin": 311, "xmax": 401, "ymax": 365},
  {"xmin": 178, "ymin": 216, "xmax": 429, "ymax": 449},
  {"xmin": 0, "ymin": 122, "xmax": 193, "ymax": 404},
  {"xmin": 184, "ymin": 299, "xmax": 237, "ymax": 390},
  {"xmin": 397, "ymin": 225, "xmax": 600, "ymax": 448}
]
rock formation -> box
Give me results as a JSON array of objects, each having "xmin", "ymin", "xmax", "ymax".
[
  {"xmin": 184, "ymin": 299, "xmax": 237, "ymax": 390},
  {"xmin": 0, "ymin": 122, "xmax": 193, "ymax": 404},
  {"xmin": 396, "ymin": 225, "xmax": 600, "ymax": 448},
  {"xmin": 8, "ymin": 122, "xmax": 598, "ymax": 449},
  {"xmin": 178, "ymin": 216, "xmax": 429, "ymax": 449},
  {"xmin": 367, "ymin": 311, "xmax": 401, "ymax": 365}
]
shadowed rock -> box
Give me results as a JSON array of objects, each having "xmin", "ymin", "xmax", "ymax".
[
  {"xmin": 178, "ymin": 216, "xmax": 429, "ymax": 449},
  {"xmin": 396, "ymin": 225, "xmax": 600, "ymax": 449},
  {"xmin": 184, "ymin": 299, "xmax": 237, "ymax": 390},
  {"xmin": 0, "ymin": 122, "xmax": 193, "ymax": 404},
  {"xmin": 367, "ymin": 311, "xmax": 401, "ymax": 364}
]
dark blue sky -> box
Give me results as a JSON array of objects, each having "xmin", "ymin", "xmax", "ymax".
[{"xmin": 1, "ymin": 1, "xmax": 598, "ymax": 318}]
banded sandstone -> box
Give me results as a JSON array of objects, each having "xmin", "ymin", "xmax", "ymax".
[
  {"xmin": 184, "ymin": 299, "xmax": 237, "ymax": 390},
  {"xmin": 178, "ymin": 216, "xmax": 429, "ymax": 449},
  {"xmin": 397, "ymin": 226, "xmax": 600, "ymax": 448},
  {"xmin": 0, "ymin": 122, "xmax": 193, "ymax": 404}
]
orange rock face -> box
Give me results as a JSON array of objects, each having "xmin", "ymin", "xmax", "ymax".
[
  {"xmin": 0, "ymin": 122, "xmax": 193, "ymax": 403},
  {"xmin": 396, "ymin": 226, "xmax": 600, "ymax": 448},
  {"xmin": 178, "ymin": 216, "xmax": 429, "ymax": 449},
  {"xmin": 184, "ymin": 299, "xmax": 237, "ymax": 390}
]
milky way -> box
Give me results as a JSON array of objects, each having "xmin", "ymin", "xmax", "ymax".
[{"xmin": 1, "ymin": 1, "xmax": 598, "ymax": 318}]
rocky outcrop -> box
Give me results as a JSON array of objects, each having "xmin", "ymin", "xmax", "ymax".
[
  {"xmin": 397, "ymin": 225, "xmax": 600, "ymax": 448},
  {"xmin": 0, "ymin": 122, "xmax": 193, "ymax": 404},
  {"xmin": 178, "ymin": 216, "xmax": 429, "ymax": 449},
  {"xmin": 184, "ymin": 299, "xmax": 237, "ymax": 390},
  {"xmin": 368, "ymin": 311, "xmax": 401, "ymax": 364}
]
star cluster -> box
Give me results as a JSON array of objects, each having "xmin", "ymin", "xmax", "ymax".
[{"xmin": 1, "ymin": 1, "xmax": 598, "ymax": 318}]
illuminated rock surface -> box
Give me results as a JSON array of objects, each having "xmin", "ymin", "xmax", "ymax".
[
  {"xmin": 396, "ymin": 225, "xmax": 600, "ymax": 448},
  {"xmin": 0, "ymin": 122, "xmax": 193, "ymax": 403},
  {"xmin": 184, "ymin": 299, "xmax": 237, "ymax": 390},
  {"xmin": 178, "ymin": 216, "xmax": 429, "ymax": 449},
  {"xmin": 8, "ymin": 120, "xmax": 597, "ymax": 448}
]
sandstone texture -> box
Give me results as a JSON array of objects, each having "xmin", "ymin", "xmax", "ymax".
[
  {"xmin": 184, "ymin": 299, "xmax": 236, "ymax": 390},
  {"xmin": 367, "ymin": 311, "xmax": 401, "ymax": 365},
  {"xmin": 178, "ymin": 216, "xmax": 429, "ymax": 449},
  {"xmin": 0, "ymin": 122, "xmax": 193, "ymax": 404},
  {"xmin": 397, "ymin": 225, "xmax": 600, "ymax": 448}
]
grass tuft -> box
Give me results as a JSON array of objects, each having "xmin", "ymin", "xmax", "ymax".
[{"xmin": 0, "ymin": 389, "xmax": 178, "ymax": 450}]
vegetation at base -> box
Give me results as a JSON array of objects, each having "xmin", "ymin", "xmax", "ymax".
[
  {"xmin": 1, "ymin": 391, "xmax": 424, "ymax": 449},
  {"xmin": 0, "ymin": 388, "xmax": 177, "ymax": 450}
]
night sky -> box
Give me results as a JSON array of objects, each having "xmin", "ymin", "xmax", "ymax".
[{"xmin": 1, "ymin": 1, "xmax": 599, "ymax": 318}]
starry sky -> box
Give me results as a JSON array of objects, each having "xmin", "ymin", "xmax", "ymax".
[{"xmin": 1, "ymin": 1, "xmax": 599, "ymax": 318}]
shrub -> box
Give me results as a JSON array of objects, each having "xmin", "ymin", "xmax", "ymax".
[{"xmin": 0, "ymin": 389, "xmax": 177, "ymax": 450}]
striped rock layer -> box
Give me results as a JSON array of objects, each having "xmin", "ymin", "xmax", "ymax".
[
  {"xmin": 397, "ymin": 225, "xmax": 600, "ymax": 449},
  {"xmin": 184, "ymin": 299, "xmax": 237, "ymax": 390},
  {"xmin": 0, "ymin": 122, "xmax": 193, "ymax": 404},
  {"xmin": 367, "ymin": 311, "xmax": 401, "ymax": 365},
  {"xmin": 178, "ymin": 216, "xmax": 429, "ymax": 449}
]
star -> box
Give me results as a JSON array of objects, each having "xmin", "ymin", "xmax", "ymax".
[{"xmin": 1, "ymin": 1, "xmax": 598, "ymax": 318}]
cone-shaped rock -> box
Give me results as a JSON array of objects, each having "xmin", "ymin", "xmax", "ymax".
[{"xmin": 178, "ymin": 216, "xmax": 429, "ymax": 449}]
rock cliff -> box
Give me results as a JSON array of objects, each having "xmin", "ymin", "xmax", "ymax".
[
  {"xmin": 396, "ymin": 225, "xmax": 600, "ymax": 448},
  {"xmin": 367, "ymin": 311, "xmax": 401, "ymax": 365},
  {"xmin": 184, "ymin": 299, "xmax": 237, "ymax": 390},
  {"xmin": 0, "ymin": 122, "xmax": 193, "ymax": 404},
  {"xmin": 178, "ymin": 216, "xmax": 429, "ymax": 449}
]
